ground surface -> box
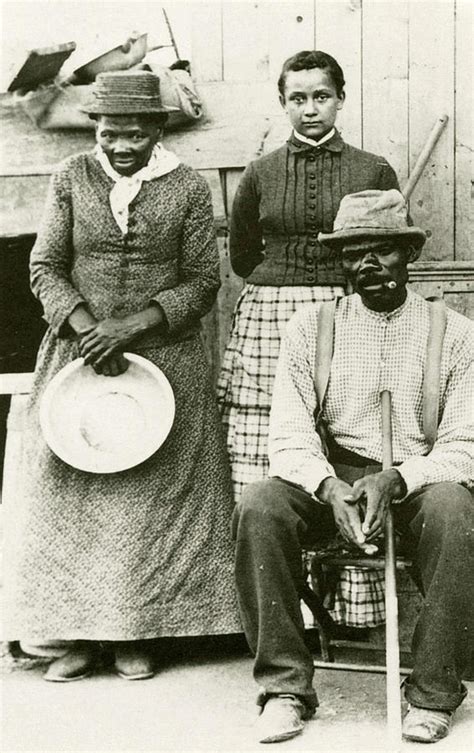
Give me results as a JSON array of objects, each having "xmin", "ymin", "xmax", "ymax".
[{"xmin": 1, "ymin": 637, "xmax": 472, "ymax": 753}]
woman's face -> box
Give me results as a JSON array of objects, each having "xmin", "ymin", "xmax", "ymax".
[
  {"xmin": 96, "ymin": 115, "xmax": 160, "ymax": 176},
  {"xmin": 280, "ymin": 68, "xmax": 344, "ymax": 141}
]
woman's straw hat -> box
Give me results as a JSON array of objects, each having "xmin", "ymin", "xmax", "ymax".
[
  {"xmin": 82, "ymin": 70, "xmax": 179, "ymax": 115},
  {"xmin": 318, "ymin": 190, "xmax": 426, "ymax": 258},
  {"xmin": 40, "ymin": 353, "xmax": 175, "ymax": 473}
]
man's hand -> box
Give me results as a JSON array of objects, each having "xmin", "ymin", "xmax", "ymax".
[
  {"xmin": 344, "ymin": 469, "xmax": 406, "ymax": 540},
  {"xmin": 316, "ymin": 477, "xmax": 377, "ymax": 554}
]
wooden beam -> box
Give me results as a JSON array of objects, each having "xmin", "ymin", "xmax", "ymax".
[{"xmin": 0, "ymin": 373, "xmax": 34, "ymax": 395}]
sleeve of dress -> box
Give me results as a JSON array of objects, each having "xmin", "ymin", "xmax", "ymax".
[
  {"xmin": 229, "ymin": 162, "xmax": 266, "ymax": 278},
  {"xmin": 268, "ymin": 310, "xmax": 336, "ymax": 496},
  {"xmin": 377, "ymin": 158, "xmax": 401, "ymax": 191},
  {"xmin": 397, "ymin": 327, "xmax": 474, "ymax": 495},
  {"xmin": 30, "ymin": 162, "xmax": 87, "ymax": 336},
  {"xmin": 151, "ymin": 172, "xmax": 220, "ymax": 334}
]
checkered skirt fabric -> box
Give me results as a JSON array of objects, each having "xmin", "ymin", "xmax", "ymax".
[
  {"xmin": 217, "ymin": 284, "xmax": 341, "ymax": 498},
  {"xmin": 217, "ymin": 283, "xmax": 386, "ymax": 627}
]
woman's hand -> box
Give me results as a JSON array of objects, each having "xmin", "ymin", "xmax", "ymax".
[
  {"xmin": 78, "ymin": 305, "xmax": 166, "ymax": 373},
  {"xmin": 79, "ymin": 317, "xmax": 139, "ymax": 366},
  {"xmin": 93, "ymin": 352, "xmax": 129, "ymax": 377}
]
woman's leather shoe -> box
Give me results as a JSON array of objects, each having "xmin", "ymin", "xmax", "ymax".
[
  {"xmin": 114, "ymin": 642, "xmax": 155, "ymax": 680},
  {"xmin": 44, "ymin": 642, "xmax": 99, "ymax": 682}
]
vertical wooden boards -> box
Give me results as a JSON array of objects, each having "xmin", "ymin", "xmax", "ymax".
[
  {"xmin": 315, "ymin": 0, "xmax": 363, "ymax": 147},
  {"xmin": 361, "ymin": 1, "xmax": 409, "ymax": 186},
  {"xmin": 216, "ymin": 233, "xmax": 244, "ymax": 367},
  {"xmin": 191, "ymin": 2, "xmax": 223, "ymax": 82},
  {"xmin": 198, "ymin": 168, "xmax": 227, "ymax": 227},
  {"xmin": 224, "ymin": 168, "xmax": 245, "ymax": 217},
  {"xmin": 408, "ymin": 0, "xmax": 455, "ymax": 261},
  {"xmin": 200, "ymin": 167, "xmax": 243, "ymax": 377},
  {"xmin": 222, "ymin": 1, "xmax": 270, "ymax": 82},
  {"xmin": 267, "ymin": 2, "xmax": 315, "ymax": 81},
  {"xmin": 454, "ymin": 0, "xmax": 473, "ymax": 261},
  {"xmin": 263, "ymin": 0, "xmax": 315, "ymax": 150},
  {"xmin": 219, "ymin": 168, "xmax": 245, "ymax": 365}
]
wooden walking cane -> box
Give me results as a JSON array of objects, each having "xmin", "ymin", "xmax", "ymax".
[{"xmin": 381, "ymin": 389, "xmax": 402, "ymax": 748}]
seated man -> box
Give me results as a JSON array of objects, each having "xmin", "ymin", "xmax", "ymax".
[{"xmin": 233, "ymin": 189, "xmax": 473, "ymax": 744}]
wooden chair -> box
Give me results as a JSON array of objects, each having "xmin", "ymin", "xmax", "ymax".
[{"xmin": 300, "ymin": 543, "xmax": 413, "ymax": 668}]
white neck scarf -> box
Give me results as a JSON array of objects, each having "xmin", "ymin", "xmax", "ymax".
[
  {"xmin": 293, "ymin": 127, "xmax": 336, "ymax": 147},
  {"xmin": 95, "ymin": 143, "xmax": 180, "ymax": 234}
]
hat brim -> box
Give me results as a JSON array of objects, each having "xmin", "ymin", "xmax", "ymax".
[
  {"xmin": 80, "ymin": 103, "xmax": 180, "ymax": 115},
  {"xmin": 39, "ymin": 353, "xmax": 175, "ymax": 474},
  {"xmin": 318, "ymin": 226, "xmax": 426, "ymax": 255}
]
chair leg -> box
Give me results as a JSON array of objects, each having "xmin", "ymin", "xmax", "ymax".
[{"xmin": 300, "ymin": 582, "xmax": 335, "ymax": 662}]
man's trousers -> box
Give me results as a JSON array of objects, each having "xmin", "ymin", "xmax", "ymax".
[{"xmin": 232, "ymin": 474, "xmax": 474, "ymax": 713}]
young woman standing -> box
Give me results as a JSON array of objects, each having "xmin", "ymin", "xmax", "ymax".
[{"xmin": 219, "ymin": 50, "xmax": 401, "ymax": 628}]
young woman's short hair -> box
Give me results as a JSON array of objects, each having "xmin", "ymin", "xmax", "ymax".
[{"xmin": 278, "ymin": 50, "xmax": 345, "ymax": 98}]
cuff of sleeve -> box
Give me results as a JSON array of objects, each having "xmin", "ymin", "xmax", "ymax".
[
  {"xmin": 151, "ymin": 290, "xmax": 184, "ymax": 334},
  {"xmin": 307, "ymin": 464, "xmax": 337, "ymax": 501},
  {"xmin": 396, "ymin": 460, "xmax": 427, "ymax": 497},
  {"xmin": 268, "ymin": 461, "xmax": 336, "ymax": 501},
  {"xmin": 48, "ymin": 293, "xmax": 87, "ymax": 337}
]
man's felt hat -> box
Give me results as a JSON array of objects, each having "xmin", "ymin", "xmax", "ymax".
[
  {"xmin": 318, "ymin": 189, "xmax": 426, "ymax": 258},
  {"xmin": 82, "ymin": 70, "xmax": 178, "ymax": 115}
]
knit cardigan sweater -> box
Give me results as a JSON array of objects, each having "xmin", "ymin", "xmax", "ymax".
[{"xmin": 230, "ymin": 130, "xmax": 400, "ymax": 286}]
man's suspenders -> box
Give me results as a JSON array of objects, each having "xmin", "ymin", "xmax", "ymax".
[
  {"xmin": 314, "ymin": 297, "xmax": 447, "ymax": 449},
  {"xmin": 422, "ymin": 298, "xmax": 448, "ymax": 448}
]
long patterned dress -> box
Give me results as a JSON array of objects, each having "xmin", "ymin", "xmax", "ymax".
[{"xmin": 4, "ymin": 153, "xmax": 241, "ymax": 641}]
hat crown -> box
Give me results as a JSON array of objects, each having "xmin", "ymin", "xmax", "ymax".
[
  {"xmin": 84, "ymin": 70, "xmax": 171, "ymax": 115},
  {"xmin": 333, "ymin": 189, "xmax": 409, "ymax": 235},
  {"xmin": 94, "ymin": 70, "xmax": 161, "ymax": 99}
]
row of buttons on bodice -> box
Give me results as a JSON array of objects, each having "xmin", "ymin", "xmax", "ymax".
[{"xmin": 305, "ymin": 151, "xmax": 321, "ymax": 283}]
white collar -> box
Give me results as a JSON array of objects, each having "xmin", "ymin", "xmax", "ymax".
[{"xmin": 292, "ymin": 127, "xmax": 336, "ymax": 148}]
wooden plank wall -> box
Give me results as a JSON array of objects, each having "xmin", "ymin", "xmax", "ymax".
[
  {"xmin": 190, "ymin": 0, "xmax": 471, "ymax": 259},
  {"xmin": 0, "ymin": 0, "xmax": 472, "ymax": 381},
  {"xmin": 188, "ymin": 0, "xmax": 472, "ymax": 375}
]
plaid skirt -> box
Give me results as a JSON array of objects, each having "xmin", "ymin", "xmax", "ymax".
[{"xmin": 217, "ymin": 283, "xmax": 386, "ymax": 628}]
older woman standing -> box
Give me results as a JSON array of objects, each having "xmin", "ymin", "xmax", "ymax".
[{"xmin": 5, "ymin": 71, "xmax": 240, "ymax": 681}]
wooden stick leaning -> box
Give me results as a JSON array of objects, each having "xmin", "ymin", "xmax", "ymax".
[
  {"xmin": 402, "ymin": 115, "xmax": 449, "ymax": 200},
  {"xmin": 381, "ymin": 389, "xmax": 402, "ymax": 748},
  {"xmin": 345, "ymin": 114, "xmax": 448, "ymax": 297}
]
